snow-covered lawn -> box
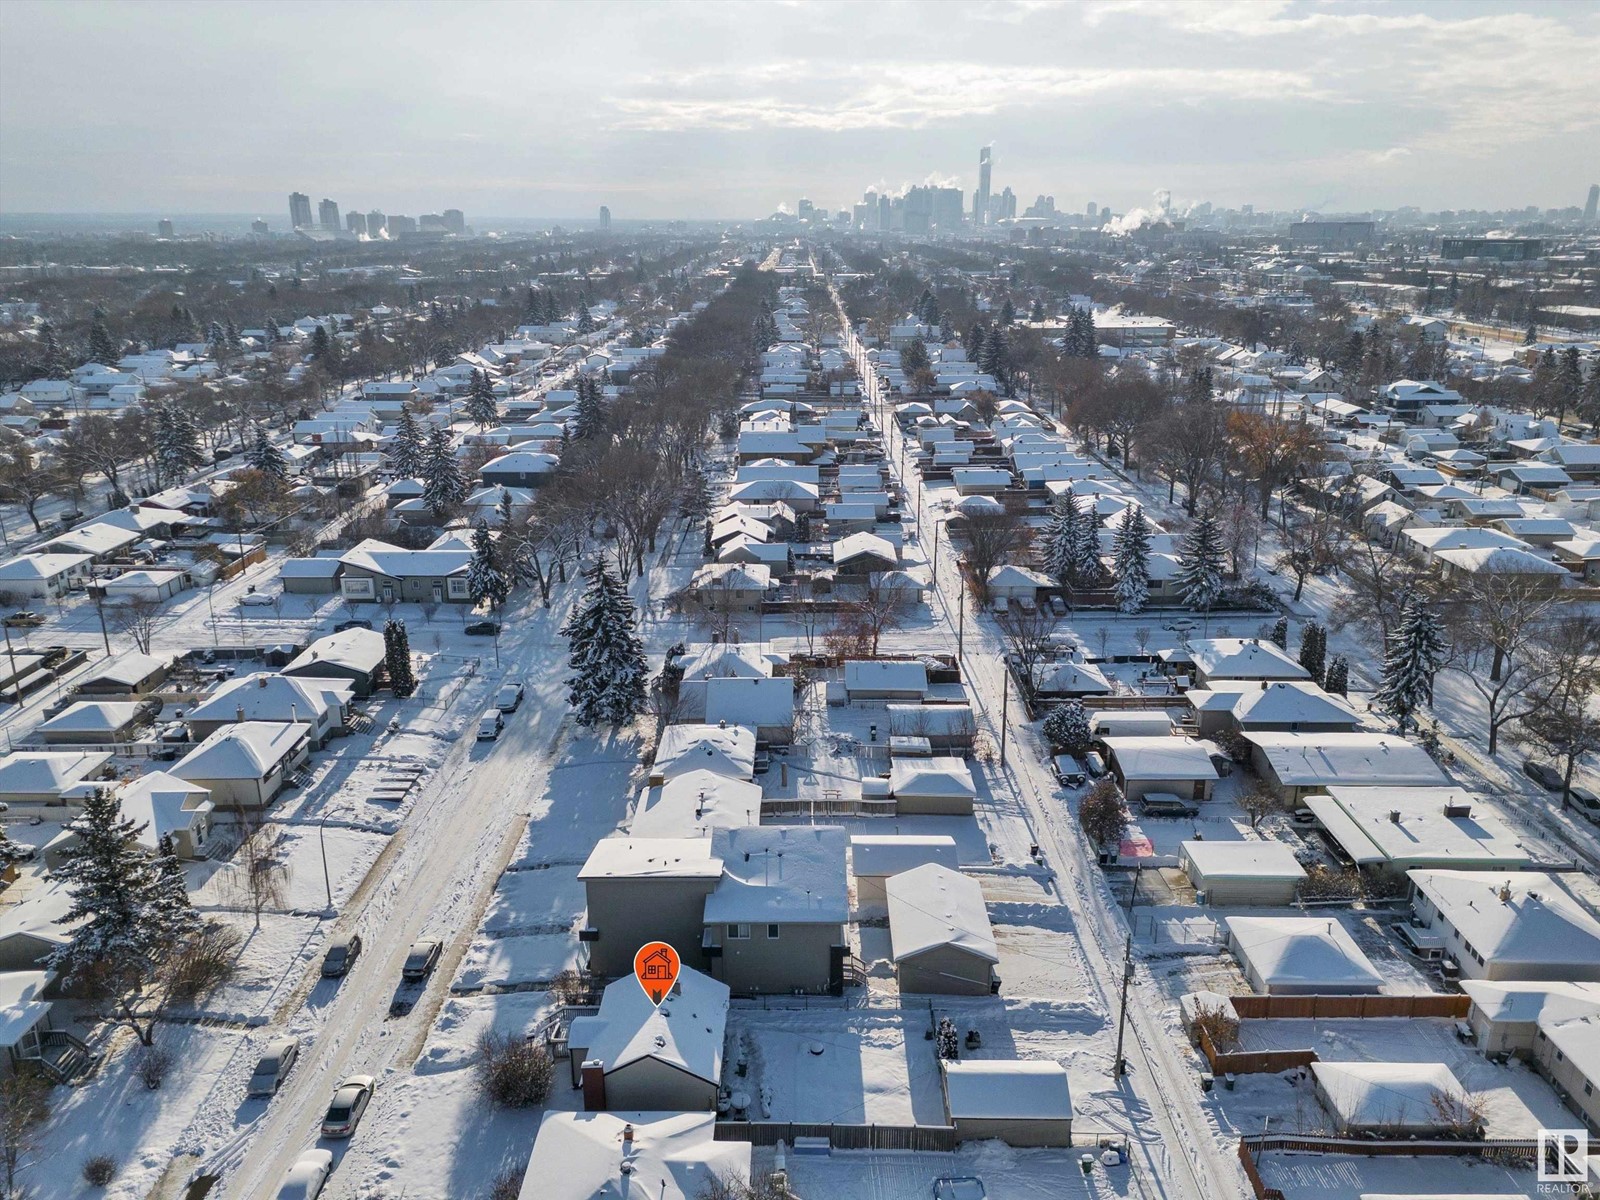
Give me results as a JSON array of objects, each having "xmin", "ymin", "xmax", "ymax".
[
  {"xmin": 780, "ymin": 1142, "xmax": 1132, "ymax": 1199},
  {"xmin": 1256, "ymin": 1148, "xmax": 1540, "ymax": 1199},
  {"xmin": 452, "ymin": 932, "xmax": 583, "ymax": 992},
  {"xmin": 167, "ymin": 912, "xmax": 324, "ymax": 1022}
]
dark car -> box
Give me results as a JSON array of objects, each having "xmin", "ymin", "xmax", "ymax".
[
  {"xmin": 464, "ymin": 621, "xmax": 500, "ymax": 637},
  {"xmin": 401, "ymin": 939, "xmax": 441, "ymax": 982},
  {"xmin": 1524, "ymin": 759, "xmax": 1565, "ymax": 791},
  {"xmin": 334, "ymin": 617, "xmax": 374, "ymax": 632},
  {"xmin": 321, "ymin": 932, "xmax": 362, "ymax": 978}
]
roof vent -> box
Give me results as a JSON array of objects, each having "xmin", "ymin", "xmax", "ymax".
[{"xmin": 1389, "ymin": 810, "xmax": 1402, "ymax": 824}]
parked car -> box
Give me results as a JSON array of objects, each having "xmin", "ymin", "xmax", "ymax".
[
  {"xmin": 238, "ymin": 592, "xmax": 276, "ymax": 607},
  {"xmin": 1524, "ymin": 759, "xmax": 1565, "ymax": 791},
  {"xmin": 3, "ymin": 611, "xmax": 44, "ymax": 627},
  {"xmin": 477, "ymin": 710, "xmax": 504, "ymax": 741},
  {"xmin": 1568, "ymin": 786, "xmax": 1600, "ymax": 823},
  {"xmin": 402, "ymin": 939, "xmax": 442, "ymax": 981},
  {"xmin": 248, "ymin": 1036, "xmax": 301, "ymax": 1097},
  {"xmin": 1162, "ymin": 618, "xmax": 1196, "ymax": 633},
  {"xmin": 1051, "ymin": 755, "xmax": 1085, "ymax": 787},
  {"xmin": 496, "ymin": 682, "xmax": 525, "ymax": 713},
  {"xmin": 320, "ymin": 1074, "xmax": 375, "ymax": 1138},
  {"xmin": 274, "ymin": 1149, "xmax": 333, "ymax": 1200},
  {"xmin": 1140, "ymin": 794, "xmax": 1200, "ymax": 818},
  {"xmin": 321, "ymin": 933, "xmax": 362, "ymax": 978},
  {"xmin": 464, "ymin": 620, "xmax": 500, "ymax": 637},
  {"xmin": 1291, "ymin": 808, "xmax": 1318, "ymax": 825},
  {"xmin": 334, "ymin": 617, "xmax": 374, "ymax": 632},
  {"xmin": 1082, "ymin": 750, "xmax": 1106, "ymax": 778}
]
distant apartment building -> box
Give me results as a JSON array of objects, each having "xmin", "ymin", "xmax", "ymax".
[
  {"xmin": 157, "ymin": 218, "xmax": 174, "ymax": 238},
  {"xmin": 1441, "ymin": 237, "xmax": 1545, "ymax": 262},
  {"xmin": 346, "ymin": 211, "xmax": 368, "ymax": 237},
  {"xmin": 251, "ymin": 218, "xmax": 269, "ymax": 235},
  {"xmin": 318, "ymin": 198, "xmax": 340, "ymax": 231},
  {"xmin": 442, "ymin": 208, "xmax": 465, "ymax": 235},
  {"xmin": 599, "ymin": 205, "xmax": 611, "ymax": 230},
  {"xmin": 1586, "ymin": 184, "xmax": 1599, "ymax": 224},
  {"xmin": 1287, "ymin": 220, "xmax": 1375, "ymax": 249},
  {"xmin": 366, "ymin": 210, "xmax": 386, "ymax": 237},
  {"xmin": 387, "ymin": 214, "xmax": 417, "ymax": 235},
  {"xmin": 1093, "ymin": 313, "xmax": 1175, "ymax": 349},
  {"xmin": 289, "ymin": 192, "xmax": 313, "ymax": 229}
]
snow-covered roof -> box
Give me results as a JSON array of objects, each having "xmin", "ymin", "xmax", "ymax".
[
  {"xmin": 889, "ymin": 757, "xmax": 976, "ymax": 799},
  {"xmin": 704, "ymin": 677, "xmax": 793, "ymax": 728},
  {"xmin": 630, "ymin": 769, "xmax": 761, "ymax": 839},
  {"xmin": 578, "ymin": 837, "xmax": 724, "ymax": 881},
  {"xmin": 0, "ymin": 552, "xmax": 92, "ymax": 581},
  {"xmin": 1226, "ymin": 916, "xmax": 1384, "ymax": 991},
  {"xmin": 1434, "ymin": 545, "xmax": 1568, "ymax": 576},
  {"xmin": 1459, "ymin": 979, "xmax": 1600, "ymax": 1027},
  {"xmin": 1408, "ymin": 870, "xmax": 1600, "ymax": 973},
  {"xmin": 887, "ymin": 704, "xmax": 975, "ymax": 738},
  {"xmin": 285, "ymin": 627, "xmax": 386, "ymax": 675},
  {"xmin": 985, "ymin": 563, "xmax": 1053, "ymax": 589},
  {"xmin": 832, "ymin": 531, "xmax": 898, "ymax": 565},
  {"xmin": 188, "ymin": 672, "xmax": 350, "ymax": 726},
  {"xmin": 1248, "ymin": 732, "xmax": 1450, "ymax": 788},
  {"xmin": 173, "ymin": 721, "xmax": 306, "ymax": 781},
  {"xmin": 1306, "ymin": 787, "xmax": 1527, "ymax": 870},
  {"xmin": 117, "ymin": 770, "xmax": 213, "ymax": 850},
  {"xmin": 1231, "ymin": 681, "xmax": 1360, "ymax": 728},
  {"xmin": 579, "ymin": 966, "xmax": 728, "ymax": 1083},
  {"xmin": 1034, "ymin": 660, "xmax": 1111, "ymax": 695},
  {"xmin": 844, "ymin": 660, "xmax": 927, "ymax": 694},
  {"xmin": 338, "ymin": 538, "xmax": 473, "ymax": 579},
  {"xmin": 942, "ymin": 1059, "xmax": 1073, "ymax": 1121},
  {"xmin": 1181, "ymin": 840, "xmax": 1307, "ymax": 883},
  {"xmin": 1311, "ymin": 1061, "xmax": 1467, "ymax": 1131},
  {"xmin": 704, "ymin": 826, "xmax": 847, "ymax": 925},
  {"xmin": 850, "ymin": 834, "xmax": 959, "ymax": 880},
  {"xmin": 887, "ymin": 864, "xmax": 997, "ymax": 964},
  {"xmin": 1102, "ymin": 736, "xmax": 1218, "ymax": 782},
  {"xmin": 1189, "ymin": 638, "xmax": 1310, "ymax": 682},
  {"xmin": 653, "ymin": 723, "xmax": 756, "ymax": 781},
  {"xmin": 76, "ymin": 651, "xmax": 167, "ymax": 689},
  {"xmin": 0, "ymin": 751, "xmax": 113, "ymax": 797},
  {"xmin": 36, "ymin": 701, "xmax": 142, "ymax": 736},
  {"xmin": 520, "ymin": 1111, "xmax": 749, "ymax": 1200},
  {"xmin": 0, "ymin": 971, "xmax": 53, "ymax": 1049}
]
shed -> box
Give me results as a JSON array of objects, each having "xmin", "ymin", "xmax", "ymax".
[
  {"xmin": 1225, "ymin": 915, "xmax": 1384, "ymax": 995},
  {"xmin": 941, "ymin": 1060, "xmax": 1073, "ymax": 1146},
  {"xmin": 849, "ymin": 835, "xmax": 960, "ymax": 911},
  {"xmin": 74, "ymin": 651, "xmax": 169, "ymax": 696},
  {"xmin": 886, "ymin": 864, "xmax": 997, "ymax": 995},
  {"xmin": 1180, "ymin": 840, "xmax": 1306, "ymax": 906}
]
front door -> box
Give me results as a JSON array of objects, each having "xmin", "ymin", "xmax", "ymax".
[{"xmin": 432, "ymin": 584, "xmax": 443, "ymax": 603}]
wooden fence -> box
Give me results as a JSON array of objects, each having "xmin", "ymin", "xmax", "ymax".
[
  {"xmin": 714, "ymin": 1121, "xmax": 958, "ymax": 1151},
  {"xmin": 1230, "ymin": 993, "xmax": 1470, "ymax": 1020},
  {"xmin": 1198, "ymin": 1025, "xmax": 1318, "ymax": 1076}
]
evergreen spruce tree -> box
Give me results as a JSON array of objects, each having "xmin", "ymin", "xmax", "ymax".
[
  {"xmin": 421, "ymin": 425, "xmax": 467, "ymax": 517},
  {"xmin": 247, "ymin": 425, "xmax": 288, "ymax": 481},
  {"xmin": 49, "ymin": 790, "xmax": 163, "ymax": 992},
  {"xmin": 999, "ymin": 298, "xmax": 1016, "ymax": 326},
  {"xmin": 965, "ymin": 321, "xmax": 985, "ymax": 362},
  {"xmin": 1042, "ymin": 701, "xmax": 1092, "ymax": 755},
  {"xmin": 1298, "ymin": 621, "xmax": 1327, "ymax": 686},
  {"xmin": 1270, "ymin": 615, "xmax": 1289, "ymax": 650},
  {"xmin": 1112, "ymin": 505, "xmax": 1152, "ymax": 614},
  {"xmin": 577, "ymin": 303, "xmax": 596, "ymax": 335},
  {"xmin": 563, "ymin": 560, "xmax": 648, "ymax": 727},
  {"xmin": 464, "ymin": 368, "xmax": 500, "ymax": 429},
  {"xmin": 572, "ymin": 376, "xmax": 606, "ymax": 441},
  {"xmin": 149, "ymin": 835, "xmax": 199, "ymax": 939},
  {"xmin": 0, "ymin": 822, "xmax": 24, "ymax": 864},
  {"xmin": 88, "ymin": 315, "xmax": 118, "ymax": 364},
  {"xmin": 384, "ymin": 618, "xmax": 416, "ymax": 697},
  {"xmin": 679, "ymin": 461, "xmax": 713, "ymax": 522},
  {"xmin": 390, "ymin": 409, "xmax": 426, "ymax": 478},
  {"xmin": 466, "ymin": 520, "xmax": 511, "ymax": 611},
  {"xmin": 1030, "ymin": 299, "xmax": 1046, "ymax": 322},
  {"xmin": 1040, "ymin": 493, "xmax": 1082, "ymax": 589},
  {"xmin": 1069, "ymin": 509, "xmax": 1104, "ymax": 588},
  {"xmin": 497, "ymin": 487, "xmax": 517, "ymax": 530},
  {"xmin": 1174, "ymin": 509, "xmax": 1225, "ymax": 611},
  {"xmin": 1373, "ymin": 595, "xmax": 1447, "ymax": 731},
  {"xmin": 154, "ymin": 403, "xmax": 205, "ymax": 484},
  {"xmin": 38, "ymin": 321, "xmax": 69, "ymax": 379},
  {"xmin": 1324, "ymin": 656, "xmax": 1350, "ymax": 696},
  {"xmin": 309, "ymin": 325, "xmax": 332, "ymax": 360}
]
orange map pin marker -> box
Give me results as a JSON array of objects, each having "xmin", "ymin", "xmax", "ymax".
[{"xmin": 633, "ymin": 941, "xmax": 681, "ymax": 1006}]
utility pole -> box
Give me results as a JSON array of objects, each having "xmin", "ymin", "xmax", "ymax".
[
  {"xmin": 1113, "ymin": 929, "xmax": 1133, "ymax": 1077},
  {"xmin": 0, "ymin": 620, "xmax": 18, "ymax": 707},
  {"xmin": 957, "ymin": 589, "xmax": 965, "ymax": 660},
  {"xmin": 319, "ymin": 815, "xmax": 333, "ymax": 911},
  {"xmin": 999, "ymin": 670, "xmax": 1009, "ymax": 767},
  {"xmin": 91, "ymin": 589, "xmax": 112, "ymax": 656}
]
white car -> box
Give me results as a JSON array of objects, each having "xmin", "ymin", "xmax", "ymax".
[
  {"xmin": 321, "ymin": 1074, "xmax": 375, "ymax": 1138},
  {"xmin": 238, "ymin": 592, "xmax": 277, "ymax": 607},
  {"xmin": 477, "ymin": 710, "xmax": 504, "ymax": 741},
  {"xmin": 496, "ymin": 682, "xmax": 525, "ymax": 713},
  {"xmin": 275, "ymin": 1149, "xmax": 333, "ymax": 1199}
]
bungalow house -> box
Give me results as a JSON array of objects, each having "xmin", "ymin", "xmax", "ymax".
[
  {"xmin": 1301, "ymin": 787, "xmax": 1528, "ymax": 878},
  {"xmin": 1406, "ymin": 869, "xmax": 1600, "ymax": 983},
  {"xmin": 1247, "ymin": 732, "xmax": 1450, "ymax": 802},
  {"xmin": 186, "ymin": 673, "xmax": 352, "ymax": 748},
  {"xmin": 1187, "ymin": 638, "xmax": 1310, "ymax": 688},
  {"xmin": 35, "ymin": 701, "xmax": 145, "ymax": 746},
  {"xmin": 171, "ymin": 721, "xmax": 311, "ymax": 809},
  {"xmin": 685, "ymin": 563, "xmax": 772, "ymax": 612},
  {"xmin": 704, "ymin": 677, "xmax": 794, "ymax": 745},
  {"xmin": 564, "ymin": 966, "xmax": 728, "ymax": 1112},
  {"xmin": 478, "ymin": 451, "xmax": 560, "ymax": 489},
  {"xmin": 283, "ymin": 628, "xmax": 387, "ymax": 698},
  {"xmin": 951, "ymin": 467, "xmax": 1014, "ymax": 496},
  {"xmin": 578, "ymin": 838, "xmax": 725, "ymax": 979},
  {"xmin": 337, "ymin": 539, "xmax": 474, "ymax": 605},
  {"xmin": 74, "ymin": 651, "xmax": 169, "ymax": 696},
  {"xmin": 941, "ymin": 1060, "xmax": 1074, "ymax": 1148},
  {"xmin": 1434, "ymin": 545, "xmax": 1569, "ymax": 588},
  {"xmin": 0, "ymin": 751, "xmax": 114, "ymax": 807},
  {"xmin": 888, "ymin": 757, "xmax": 976, "ymax": 816},
  {"xmin": 629, "ymin": 770, "xmax": 761, "ymax": 840},
  {"xmin": 1541, "ymin": 444, "xmax": 1600, "ymax": 483},
  {"xmin": 886, "ymin": 864, "xmax": 997, "ymax": 995},
  {"xmin": 702, "ymin": 825, "xmax": 848, "ymax": 996},
  {"xmin": 832, "ymin": 532, "xmax": 898, "ymax": 575},
  {"xmin": 651, "ymin": 723, "xmax": 756, "ymax": 783},
  {"xmin": 1459, "ymin": 980, "xmax": 1600, "ymax": 1058},
  {"xmin": 844, "ymin": 660, "xmax": 927, "ymax": 702},
  {"xmin": 850, "ymin": 834, "xmax": 960, "ymax": 912},
  {"xmin": 117, "ymin": 771, "xmax": 214, "ymax": 860},
  {"xmin": 1101, "ymin": 736, "xmax": 1218, "ymax": 802},
  {"xmin": 1532, "ymin": 1013, "xmax": 1600, "ymax": 1135},
  {"xmin": 1200, "ymin": 680, "xmax": 1362, "ymax": 736},
  {"xmin": 1225, "ymin": 915, "xmax": 1384, "ymax": 995},
  {"xmin": 670, "ymin": 643, "xmax": 780, "ymax": 716},
  {"xmin": 0, "ymin": 553, "xmax": 93, "ymax": 600},
  {"xmin": 519, "ymin": 1112, "xmax": 749, "ymax": 1200},
  {"xmin": 1033, "ymin": 660, "xmax": 1112, "ymax": 700},
  {"xmin": 1552, "ymin": 535, "xmax": 1600, "ymax": 582},
  {"xmin": 41, "ymin": 523, "xmax": 140, "ymax": 563}
]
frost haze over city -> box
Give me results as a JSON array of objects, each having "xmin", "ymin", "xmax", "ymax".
[{"xmin": 0, "ymin": 2, "xmax": 1598, "ymax": 1200}]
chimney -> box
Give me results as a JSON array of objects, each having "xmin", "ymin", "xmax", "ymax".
[
  {"xmin": 1389, "ymin": 810, "xmax": 1401, "ymax": 824},
  {"xmin": 1499, "ymin": 882, "xmax": 1513, "ymax": 904},
  {"xmin": 257, "ymin": 675, "xmax": 269, "ymax": 689},
  {"xmin": 236, "ymin": 704, "xmax": 246, "ymax": 723},
  {"xmin": 580, "ymin": 1060, "xmax": 607, "ymax": 1111},
  {"xmin": 621, "ymin": 1122, "xmax": 635, "ymax": 1150}
]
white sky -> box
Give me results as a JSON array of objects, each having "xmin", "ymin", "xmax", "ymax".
[{"xmin": 1, "ymin": 0, "xmax": 1597, "ymax": 219}]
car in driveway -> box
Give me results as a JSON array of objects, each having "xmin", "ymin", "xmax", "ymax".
[
  {"xmin": 320, "ymin": 1074, "xmax": 375, "ymax": 1138},
  {"xmin": 464, "ymin": 620, "xmax": 500, "ymax": 637},
  {"xmin": 274, "ymin": 1149, "xmax": 334, "ymax": 1200},
  {"xmin": 3, "ymin": 611, "xmax": 44, "ymax": 627},
  {"xmin": 496, "ymin": 682, "xmax": 525, "ymax": 712},
  {"xmin": 321, "ymin": 932, "xmax": 362, "ymax": 978},
  {"xmin": 248, "ymin": 1036, "xmax": 301, "ymax": 1097},
  {"xmin": 1525, "ymin": 759, "xmax": 1566, "ymax": 791},
  {"xmin": 238, "ymin": 591, "xmax": 277, "ymax": 607},
  {"xmin": 402, "ymin": 939, "xmax": 442, "ymax": 981},
  {"xmin": 335, "ymin": 617, "xmax": 373, "ymax": 631}
]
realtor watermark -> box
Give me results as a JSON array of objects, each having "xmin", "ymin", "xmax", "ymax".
[{"xmin": 1539, "ymin": 1128, "xmax": 1588, "ymax": 1194}]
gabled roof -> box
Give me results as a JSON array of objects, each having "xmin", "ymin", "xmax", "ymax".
[
  {"xmin": 579, "ymin": 966, "xmax": 728, "ymax": 1083},
  {"xmin": 832, "ymin": 531, "xmax": 898, "ymax": 565},
  {"xmin": 188, "ymin": 673, "xmax": 349, "ymax": 726},
  {"xmin": 654, "ymin": 724, "xmax": 756, "ymax": 781},
  {"xmin": 1189, "ymin": 638, "xmax": 1310, "ymax": 682},
  {"xmin": 520, "ymin": 1111, "xmax": 749, "ymax": 1200},
  {"xmin": 173, "ymin": 721, "xmax": 306, "ymax": 781},
  {"xmin": 337, "ymin": 538, "xmax": 473, "ymax": 579},
  {"xmin": 285, "ymin": 627, "xmax": 386, "ymax": 676},
  {"xmin": 887, "ymin": 864, "xmax": 997, "ymax": 963},
  {"xmin": 943, "ymin": 1059, "xmax": 1073, "ymax": 1121}
]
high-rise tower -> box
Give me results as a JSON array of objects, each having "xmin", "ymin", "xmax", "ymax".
[
  {"xmin": 975, "ymin": 146, "xmax": 992, "ymax": 225},
  {"xmin": 289, "ymin": 192, "xmax": 312, "ymax": 229}
]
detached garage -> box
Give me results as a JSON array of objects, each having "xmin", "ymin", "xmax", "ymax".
[
  {"xmin": 942, "ymin": 1060, "xmax": 1073, "ymax": 1146},
  {"xmin": 886, "ymin": 864, "xmax": 997, "ymax": 996},
  {"xmin": 889, "ymin": 758, "xmax": 976, "ymax": 816},
  {"xmin": 1180, "ymin": 840, "xmax": 1307, "ymax": 906},
  {"xmin": 1226, "ymin": 916, "xmax": 1384, "ymax": 996}
]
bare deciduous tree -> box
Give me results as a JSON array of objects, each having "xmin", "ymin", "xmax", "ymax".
[
  {"xmin": 961, "ymin": 508, "xmax": 1027, "ymax": 601},
  {"xmin": 996, "ymin": 605, "xmax": 1061, "ymax": 694}
]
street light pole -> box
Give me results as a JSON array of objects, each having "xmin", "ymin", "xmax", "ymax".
[
  {"xmin": 318, "ymin": 815, "xmax": 333, "ymax": 911},
  {"xmin": 999, "ymin": 671, "xmax": 1009, "ymax": 767},
  {"xmin": 1113, "ymin": 929, "xmax": 1134, "ymax": 1077}
]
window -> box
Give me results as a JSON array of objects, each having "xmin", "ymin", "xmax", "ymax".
[
  {"xmin": 767, "ymin": 924, "xmax": 780, "ymax": 940},
  {"xmin": 728, "ymin": 924, "xmax": 750, "ymax": 940}
]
